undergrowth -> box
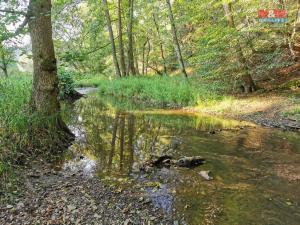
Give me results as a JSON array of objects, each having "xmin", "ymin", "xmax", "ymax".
[
  {"xmin": 0, "ymin": 75, "xmax": 71, "ymax": 200},
  {"xmin": 76, "ymin": 75, "xmax": 228, "ymax": 106}
]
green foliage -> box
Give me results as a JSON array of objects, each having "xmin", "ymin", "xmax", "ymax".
[
  {"xmin": 75, "ymin": 74, "xmax": 105, "ymax": 87},
  {"xmin": 58, "ymin": 69, "xmax": 76, "ymax": 99}
]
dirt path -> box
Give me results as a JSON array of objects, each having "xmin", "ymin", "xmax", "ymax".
[{"xmin": 0, "ymin": 162, "xmax": 176, "ymax": 225}]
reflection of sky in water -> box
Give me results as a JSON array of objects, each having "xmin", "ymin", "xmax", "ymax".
[
  {"xmin": 63, "ymin": 158, "xmax": 96, "ymax": 178},
  {"xmin": 68, "ymin": 118, "xmax": 86, "ymax": 142},
  {"xmin": 145, "ymin": 184, "xmax": 174, "ymax": 214}
]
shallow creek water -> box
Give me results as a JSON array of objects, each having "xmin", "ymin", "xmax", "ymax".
[{"xmin": 59, "ymin": 92, "xmax": 300, "ymax": 225}]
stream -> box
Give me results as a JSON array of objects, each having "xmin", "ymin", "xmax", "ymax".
[{"xmin": 59, "ymin": 91, "xmax": 300, "ymax": 225}]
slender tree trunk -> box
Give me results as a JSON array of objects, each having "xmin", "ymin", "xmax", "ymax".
[
  {"xmin": 153, "ymin": 13, "xmax": 167, "ymax": 75},
  {"xmin": 134, "ymin": 36, "xmax": 140, "ymax": 75},
  {"xmin": 145, "ymin": 38, "xmax": 150, "ymax": 75},
  {"xmin": 166, "ymin": 0, "xmax": 188, "ymax": 78},
  {"xmin": 0, "ymin": 50, "xmax": 8, "ymax": 77},
  {"xmin": 127, "ymin": 0, "xmax": 136, "ymax": 75},
  {"xmin": 117, "ymin": 0, "xmax": 127, "ymax": 76},
  {"xmin": 3, "ymin": 66, "xmax": 8, "ymax": 77},
  {"xmin": 223, "ymin": 2, "xmax": 256, "ymax": 93},
  {"xmin": 142, "ymin": 38, "xmax": 148, "ymax": 75},
  {"xmin": 1, "ymin": 65, "xmax": 8, "ymax": 77},
  {"xmin": 103, "ymin": 0, "xmax": 121, "ymax": 78}
]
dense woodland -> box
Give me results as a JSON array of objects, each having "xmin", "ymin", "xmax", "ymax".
[
  {"xmin": 1, "ymin": 1, "xmax": 300, "ymax": 224},
  {"xmin": 1, "ymin": 1, "xmax": 300, "ymax": 86}
]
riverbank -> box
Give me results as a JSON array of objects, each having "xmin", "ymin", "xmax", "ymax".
[
  {"xmin": 75, "ymin": 76, "xmax": 300, "ymax": 131},
  {"xmin": 189, "ymin": 94, "xmax": 300, "ymax": 131},
  {"xmin": 0, "ymin": 161, "xmax": 175, "ymax": 225}
]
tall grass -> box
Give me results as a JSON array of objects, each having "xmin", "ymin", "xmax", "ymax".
[
  {"xmin": 0, "ymin": 75, "xmax": 33, "ymax": 195},
  {"xmin": 77, "ymin": 76, "xmax": 228, "ymax": 107},
  {"xmin": 0, "ymin": 75, "xmax": 71, "ymax": 197}
]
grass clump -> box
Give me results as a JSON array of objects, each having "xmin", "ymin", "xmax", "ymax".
[
  {"xmin": 0, "ymin": 75, "xmax": 32, "ymax": 195},
  {"xmin": 78, "ymin": 75, "xmax": 227, "ymax": 107},
  {"xmin": 283, "ymin": 107, "xmax": 300, "ymax": 121}
]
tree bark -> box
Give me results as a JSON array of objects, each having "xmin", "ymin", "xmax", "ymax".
[
  {"xmin": 153, "ymin": 13, "xmax": 167, "ymax": 75},
  {"xmin": 166, "ymin": 0, "xmax": 188, "ymax": 78},
  {"xmin": 134, "ymin": 35, "xmax": 140, "ymax": 75},
  {"xmin": 0, "ymin": 65, "xmax": 8, "ymax": 77},
  {"xmin": 103, "ymin": 0, "xmax": 121, "ymax": 78},
  {"xmin": 0, "ymin": 47, "xmax": 9, "ymax": 77},
  {"xmin": 28, "ymin": 0, "xmax": 61, "ymax": 115},
  {"xmin": 27, "ymin": 0, "xmax": 73, "ymax": 141},
  {"xmin": 145, "ymin": 38, "xmax": 150, "ymax": 75},
  {"xmin": 142, "ymin": 38, "xmax": 148, "ymax": 75},
  {"xmin": 127, "ymin": 0, "xmax": 136, "ymax": 75},
  {"xmin": 223, "ymin": 2, "xmax": 256, "ymax": 93},
  {"xmin": 117, "ymin": 0, "xmax": 127, "ymax": 76},
  {"xmin": 3, "ymin": 66, "xmax": 8, "ymax": 77}
]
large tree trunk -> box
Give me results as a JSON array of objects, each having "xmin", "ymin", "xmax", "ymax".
[
  {"xmin": 153, "ymin": 13, "xmax": 167, "ymax": 75},
  {"xmin": 223, "ymin": 2, "xmax": 256, "ymax": 93},
  {"xmin": 117, "ymin": 0, "xmax": 127, "ymax": 76},
  {"xmin": 127, "ymin": 0, "xmax": 136, "ymax": 75},
  {"xmin": 166, "ymin": 0, "xmax": 188, "ymax": 78},
  {"xmin": 103, "ymin": 0, "xmax": 121, "ymax": 78},
  {"xmin": 28, "ymin": 0, "xmax": 73, "ymax": 143},
  {"xmin": 28, "ymin": 0, "xmax": 60, "ymax": 115}
]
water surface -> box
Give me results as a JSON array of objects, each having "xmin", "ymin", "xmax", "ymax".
[{"xmin": 61, "ymin": 93, "xmax": 300, "ymax": 225}]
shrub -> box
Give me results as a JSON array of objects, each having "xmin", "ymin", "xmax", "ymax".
[{"xmin": 58, "ymin": 69, "xmax": 76, "ymax": 99}]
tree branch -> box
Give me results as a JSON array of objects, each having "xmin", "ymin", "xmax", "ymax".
[
  {"xmin": 0, "ymin": 9, "xmax": 27, "ymax": 16},
  {"xmin": 14, "ymin": 15, "xmax": 29, "ymax": 36}
]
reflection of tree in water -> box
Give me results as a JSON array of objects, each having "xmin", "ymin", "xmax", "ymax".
[{"xmin": 75, "ymin": 98, "xmax": 170, "ymax": 177}]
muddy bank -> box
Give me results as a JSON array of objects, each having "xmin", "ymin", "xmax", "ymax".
[
  {"xmin": 0, "ymin": 162, "xmax": 177, "ymax": 225},
  {"xmin": 185, "ymin": 94, "xmax": 300, "ymax": 132},
  {"xmin": 90, "ymin": 87, "xmax": 300, "ymax": 132}
]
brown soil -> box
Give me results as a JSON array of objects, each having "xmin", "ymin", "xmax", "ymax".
[{"xmin": 0, "ymin": 161, "xmax": 177, "ymax": 225}]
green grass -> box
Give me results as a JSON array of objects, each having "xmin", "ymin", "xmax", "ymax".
[
  {"xmin": 76, "ymin": 75, "xmax": 228, "ymax": 107},
  {"xmin": 0, "ymin": 74, "xmax": 71, "ymax": 197},
  {"xmin": 283, "ymin": 107, "xmax": 300, "ymax": 121},
  {"xmin": 0, "ymin": 75, "xmax": 33, "ymax": 195}
]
